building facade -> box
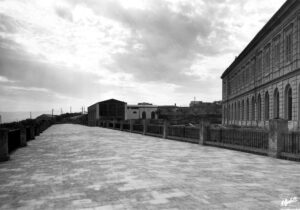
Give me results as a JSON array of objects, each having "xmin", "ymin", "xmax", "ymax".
[
  {"xmin": 88, "ymin": 99, "xmax": 127, "ymax": 126},
  {"xmin": 125, "ymin": 105, "xmax": 158, "ymax": 120},
  {"xmin": 221, "ymin": 0, "xmax": 300, "ymax": 130}
]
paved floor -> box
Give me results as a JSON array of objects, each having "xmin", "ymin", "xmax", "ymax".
[{"xmin": 0, "ymin": 124, "xmax": 300, "ymax": 210}]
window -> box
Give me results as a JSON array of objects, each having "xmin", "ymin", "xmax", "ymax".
[
  {"xmin": 256, "ymin": 52, "xmax": 262, "ymax": 80},
  {"xmin": 285, "ymin": 84, "xmax": 292, "ymax": 120},
  {"xmin": 246, "ymin": 99, "xmax": 249, "ymax": 121},
  {"xmin": 274, "ymin": 88, "xmax": 280, "ymax": 119},
  {"xmin": 142, "ymin": 111, "xmax": 146, "ymax": 119},
  {"xmin": 228, "ymin": 77, "xmax": 231, "ymax": 96},
  {"xmin": 237, "ymin": 101, "xmax": 240, "ymax": 120},
  {"xmin": 246, "ymin": 65, "xmax": 250, "ymax": 84},
  {"xmin": 230, "ymin": 104, "xmax": 233, "ymax": 120},
  {"xmin": 241, "ymin": 100, "xmax": 244, "ymax": 120},
  {"xmin": 151, "ymin": 111, "xmax": 155, "ymax": 119},
  {"xmin": 264, "ymin": 45, "xmax": 271, "ymax": 74},
  {"xmin": 257, "ymin": 94, "xmax": 262, "ymax": 121},
  {"xmin": 234, "ymin": 102, "xmax": 237, "ymax": 120},
  {"xmin": 273, "ymin": 35, "xmax": 281, "ymax": 68},
  {"xmin": 265, "ymin": 92, "xmax": 270, "ymax": 120},
  {"xmin": 251, "ymin": 97, "xmax": 255, "ymax": 121},
  {"xmin": 285, "ymin": 25, "xmax": 293, "ymax": 62},
  {"xmin": 251, "ymin": 58, "xmax": 256, "ymax": 82}
]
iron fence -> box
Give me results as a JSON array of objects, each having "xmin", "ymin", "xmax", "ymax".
[
  {"xmin": 282, "ymin": 132, "xmax": 300, "ymax": 154},
  {"xmin": 208, "ymin": 128, "xmax": 269, "ymax": 150},
  {"xmin": 167, "ymin": 126, "xmax": 199, "ymax": 143},
  {"xmin": 123, "ymin": 123, "xmax": 130, "ymax": 131},
  {"xmin": 133, "ymin": 124, "xmax": 143, "ymax": 133},
  {"xmin": 146, "ymin": 124, "xmax": 163, "ymax": 136}
]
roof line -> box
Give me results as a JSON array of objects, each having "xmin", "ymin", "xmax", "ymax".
[{"xmin": 221, "ymin": 0, "xmax": 298, "ymax": 79}]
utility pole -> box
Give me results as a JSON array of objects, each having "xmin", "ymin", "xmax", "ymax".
[
  {"xmin": 70, "ymin": 106, "xmax": 72, "ymax": 113},
  {"xmin": 52, "ymin": 109, "xmax": 54, "ymax": 118}
]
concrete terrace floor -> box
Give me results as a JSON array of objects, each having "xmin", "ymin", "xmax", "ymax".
[{"xmin": 0, "ymin": 124, "xmax": 300, "ymax": 210}]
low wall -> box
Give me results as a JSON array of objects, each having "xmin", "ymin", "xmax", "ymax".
[
  {"xmin": 0, "ymin": 120, "xmax": 54, "ymax": 162},
  {"xmin": 97, "ymin": 119, "xmax": 300, "ymax": 162}
]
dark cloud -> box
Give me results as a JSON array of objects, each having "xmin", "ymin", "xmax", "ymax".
[
  {"xmin": 75, "ymin": 0, "xmax": 228, "ymax": 85},
  {"xmin": 0, "ymin": 14, "xmax": 19, "ymax": 33},
  {"xmin": 55, "ymin": 6, "xmax": 73, "ymax": 22},
  {"xmin": 0, "ymin": 0, "xmax": 286, "ymax": 111},
  {"xmin": 0, "ymin": 44, "xmax": 100, "ymax": 99}
]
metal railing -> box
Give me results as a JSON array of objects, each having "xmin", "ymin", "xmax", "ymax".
[
  {"xmin": 207, "ymin": 128, "xmax": 269, "ymax": 153},
  {"xmin": 282, "ymin": 132, "xmax": 300, "ymax": 154},
  {"xmin": 123, "ymin": 123, "xmax": 130, "ymax": 131},
  {"xmin": 146, "ymin": 124, "xmax": 163, "ymax": 136},
  {"xmin": 132, "ymin": 124, "xmax": 143, "ymax": 133},
  {"xmin": 167, "ymin": 126, "xmax": 199, "ymax": 143}
]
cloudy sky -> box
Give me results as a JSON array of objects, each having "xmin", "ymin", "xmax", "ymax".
[{"xmin": 0, "ymin": 0, "xmax": 285, "ymax": 112}]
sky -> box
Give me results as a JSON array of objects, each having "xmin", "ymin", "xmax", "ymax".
[{"xmin": 0, "ymin": 0, "xmax": 286, "ymax": 113}]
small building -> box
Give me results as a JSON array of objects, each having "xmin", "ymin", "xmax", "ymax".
[
  {"xmin": 88, "ymin": 99, "xmax": 127, "ymax": 126},
  {"xmin": 126, "ymin": 104, "xmax": 158, "ymax": 120}
]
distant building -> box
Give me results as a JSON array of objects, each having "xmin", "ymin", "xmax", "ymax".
[
  {"xmin": 137, "ymin": 102, "xmax": 153, "ymax": 106},
  {"xmin": 126, "ymin": 104, "xmax": 158, "ymax": 120},
  {"xmin": 157, "ymin": 102, "xmax": 222, "ymax": 124},
  {"xmin": 221, "ymin": 0, "xmax": 300, "ymax": 130},
  {"xmin": 88, "ymin": 99, "xmax": 127, "ymax": 126},
  {"xmin": 189, "ymin": 101, "xmax": 222, "ymax": 114}
]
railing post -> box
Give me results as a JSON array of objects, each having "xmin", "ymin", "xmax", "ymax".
[
  {"xmin": 0, "ymin": 129, "xmax": 9, "ymax": 161},
  {"xmin": 30, "ymin": 126, "xmax": 35, "ymax": 140},
  {"xmin": 143, "ymin": 119, "xmax": 148, "ymax": 135},
  {"xmin": 199, "ymin": 121, "xmax": 209, "ymax": 145},
  {"xmin": 20, "ymin": 127, "xmax": 27, "ymax": 147},
  {"xmin": 130, "ymin": 120, "xmax": 134, "ymax": 133},
  {"xmin": 120, "ymin": 121, "xmax": 124, "ymax": 131},
  {"xmin": 35, "ymin": 124, "xmax": 40, "ymax": 136},
  {"xmin": 163, "ymin": 120, "xmax": 168, "ymax": 139},
  {"xmin": 268, "ymin": 119, "xmax": 288, "ymax": 158}
]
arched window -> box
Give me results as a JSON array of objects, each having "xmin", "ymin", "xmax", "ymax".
[
  {"xmin": 235, "ymin": 102, "xmax": 237, "ymax": 120},
  {"xmin": 257, "ymin": 94, "xmax": 262, "ymax": 121},
  {"xmin": 241, "ymin": 100, "xmax": 244, "ymax": 120},
  {"xmin": 142, "ymin": 111, "xmax": 146, "ymax": 119},
  {"xmin": 251, "ymin": 96, "xmax": 255, "ymax": 121},
  {"xmin": 246, "ymin": 98, "xmax": 249, "ymax": 121},
  {"xmin": 230, "ymin": 104, "xmax": 232, "ymax": 120},
  {"xmin": 274, "ymin": 88, "xmax": 280, "ymax": 119},
  {"xmin": 265, "ymin": 92, "xmax": 270, "ymax": 120},
  {"xmin": 285, "ymin": 84, "xmax": 292, "ymax": 120},
  {"xmin": 229, "ymin": 104, "xmax": 232, "ymax": 120},
  {"xmin": 151, "ymin": 111, "xmax": 155, "ymax": 119},
  {"xmin": 237, "ymin": 101, "xmax": 240, "ymax": 120},
  {"xmin": 231, "ymin": 104, "xmax": 234, "ymax": 121}
]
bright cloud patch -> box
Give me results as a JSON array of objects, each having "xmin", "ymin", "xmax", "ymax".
[{"xmin": 0, "ymin": 0, "xmax": 286, "ymax": 112}]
